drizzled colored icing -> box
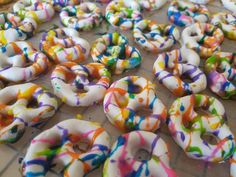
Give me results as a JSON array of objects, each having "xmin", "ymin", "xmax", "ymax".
[
  {"xmin": 0, "ymin": 83, "xmax": 58, "ymax": 143},
  {"xmin": 0, "ymin": 41, "xmax": 50, "ymax": 83},
  {"xmin": 133, "ymin": 19, "xmax": 180, "ymax": 53},
  {"xmin": 167, "ymin": 0, "xmax": 209, "ymax": 27},
  {"xmin": 103, "ymin": 130, "xmax": 177, "ymax": 177},
  {"xmin": 105, "ymin": 0, "xmax": 142, "ymax": 30},
  {"xmin": 168, "ymin": 94, "xmax": 235, "ymax": 162},
  {"xmin": 91, "ymin": 32, "xmax": 142, "ymax": 74},
  {"xmin": 205, "ymin": 52, "xmax": 236, "ymax": 99},
  {"xmin": 60, "ymin": 2, "xmax": 103, "ymax": 31},
  {"xmin": 51, "ymin": 62, "xmax": 111, "ymax": 106},
  {"xmin": 182, "ymin": 22, "xmax": 224, "ymax": 58},
  {"xmin": 137, "ymin": 0, "xmax": 167, "ymax": 11},
  {"xmin": 103, "ymin": 76, "xmax": 167, "ymax": 132},
  {"xmin": 211, "ymin": 13, "xmax": 236, "ymax": 40},
  {"xmin": 13, "ymin": 0, "xmax": 55, "ymax": 24},
  {"xmin": 0, "ymin": 13, "xmax": 37, "ymax": 46},
  {"xmin": 153, "ymin": 47, "xmax": 207, "ymax": 96},
  {"xmin": 40, "ymin": 28, "xmax": 90, "ymax": 64},
  {"xmin": 21, "ymin": 119, "xmax": 111, "ymax": 177}
]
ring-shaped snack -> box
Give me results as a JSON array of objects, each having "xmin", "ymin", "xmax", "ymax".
[
  {"xmin": 133, "ymin": 19, "xmax": 180, "ymax": 52},
  {"xmin": 105, "ymin": 0, "xmax": 142, "ymax": 30},
  {"xmin": 51, "ymin": 62, "xmax": 111, "ymax": 106},
  {"xmin": 13, "ymin": 0, "xmax": 55, "ymax": 24},
  {"xmin": 168, "ymin": 0, "xmax": 209, "ymax": 27},
  {"xmin": 103, "ymin": 76, "xmax": 167, "ymax": 132},
  {"xmin": 153, "ymin": 47, "xmax": 207, "ymax": 96},
  {"xmin": 60, "ymin": 2, "xmax": 103, "ymax": 31},
  {"xmin": 222, "ymin": 0, "xmax": 236, "ymax": 13},
  {"xmin": 0, "ymin": 41, "xmax": 50, "ymax": 83},
  {"xmin": 91, "ymin": 32, "xmax": 142, "ymax": 74},
  {"xmin": 21, "ymin": 119, "xmax": 110, "ymax": 177},
  {"xmin": 40, "ymin": 28, "xmax": 90, "ymax": 64},
  {"xmin": 168, "ymin": 94, "xmax": 235, "ymax": 162},
  {"xmin": 182, "ymin": 22, "xmax": 224, "ymax": 58},
  {"xmin": 0, "ymin": 13, "xmax": 37, "ymax": 46},
  {"xmin": 205, "ymin": 52, "xmax": 236, "ymax": 99},
  {"xmin": 0, "ymin": 83, "xmax": 58, "ymax": 143},
  {"xmin": 103, "ymin": 131, "xmax": 177, "ymax": 177},
  {"xmin": 136, "ymin": 0, "xmax": 167, "ymax": 11},
  {"xmin": 211, "ymin": 12, "xmax": 236, "ymax": 40}
]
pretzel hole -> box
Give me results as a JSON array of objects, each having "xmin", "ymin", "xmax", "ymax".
[
  {"xmin": 205, "ymin": 31, "xmax": 214, "ymax": 37},
  {"xmin": 190, "ymin": 32, "xmax": 198, "ymax": 37},
  {"xmin": 183, "ymin": 120, "xmax": 192, "ymax": 130},
  {"xmin": 88, "ymin": 76, "xmax": 99, "ymax": 83},
  {"xmin": 216, "ymin": 66, "xmax": 225, "ymax": 74},
  {"xmin": 27, "ymin": 98, "xmax": 39, "ymax": 108},
  {"xmin": 73, "ymin": 140, "xmax": 91, "ymax": 153},
  {"xmin": 143, "ymin": 27, "xmax": 151, "ymax": 34},
  {"xmin": 127, "ymin": 82, "xmax": 142, "ymax": 94},
  {"xmin": 194, "ymin": 107, "xmax": 211, "ymax": 117},
  {"xmin": 134, "ymin": 148, "xmax": 151, "ymax": 161},
  {"xmin": 201, "ymin": 133, "xmax": 218, "ymax": 145},
  {"xmin": 181, "ymin": 75, "xmax": 193, "ymax": 84},
  {"xmin": 136, "ymin": 107, "xmax": 153, "ymax": 118}
]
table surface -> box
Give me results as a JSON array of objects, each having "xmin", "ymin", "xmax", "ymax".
[{"xmin": 0, "ymin": 0, "xmax": 236, "ymax": 177}]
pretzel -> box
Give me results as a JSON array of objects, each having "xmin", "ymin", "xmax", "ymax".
[
  {"xmin": 103, "ymin": 76, "xmax": 167, "ymax": 132},
  {"xmin": 40, "ymin": 28, "xmax": 90, "ymax": 64},
  {"xmin": 91, "ymin": 32, "xmax": 142, "ymax": 74},
  {"xmin": 205, "ymin": 52, "xmax": 236, "ymax": 99},
  {"xmin": 168, "ymin": 94, "xmax": 235, "ymax": 162},
  {"xmin": 182, "ymin": 22, "xmax": 224, "ymax": 58},
  {"xmin": 153, "ymin": 47, "xmax": 206, "ymax": 96},
  {"xmin": 211, "ymin": 12, "xmax": 236, "ymax": 40},
  {"xmin": 105, "ymin": 0, "xmax": 142, "ymax": 30},
  {"xmin": 133, "ymin": 19, "xmax": 180, "ymax": 52},
  {"xmin": 0, "ymin": 13, "xmax": 37, "ymax": 46},
  {"xmin": 168, "ymin": 0, "xmax": 209, "ymax": 27},
  {"xmin": 60, "ymin": 2, "xmax": 103, "ymax": 31},
  {"xmin": 0, "ymin": 41, "xmax": 50, "ymax": 83},
  {"xmin": 21, "ymin": 119, "xmax": 110, "ymax": 177},
  {"xmin": 13, "ymin": 0, "xmax": 55, "ymax": 24},
  {"xmin": 0, "ymin": 83, "xmax": 58, "ymax": 143},
  {"xmin": 51, "ymin": 62, "xmax": 111, "ymax": 106},
  {"xmin": 104, "ymin": 131, "xmax": 177, "ymax": 177}
]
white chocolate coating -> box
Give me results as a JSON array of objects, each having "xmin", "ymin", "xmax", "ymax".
[
  {"xmin": 153, "ymin": 47, "xmax": 207, "ymax": 96},
  {"xmin": 51, "ymin": 62, "xmax": 111, "ymax": 107},
  {"xmin": 103, "ymin": 76, "xmax": 167, "ymax": 131},
  {"xmin": 103, "ymin": 131, "xmax": 177, "ymax": 177},
  {"xmin": 0, "ymin": 83, "xmax": 58, "ymax": 143},
  {"xmin": 168, "ymin": 94, "xmax": 235, "ymax": 162},
  {"xmin": 21, "ymin": 119, "xmax": 111, "ymax": 177},
  {"xmin": 40, "ymin": 28, "xmax": 90, "ymax": 64},
  {"xmin": 0, "ymin": 41, "xmax": 50, "ymax": 83},
  {"xmin": 13, "ymin": 0, "xmax": 55, "ymax": 24}
]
